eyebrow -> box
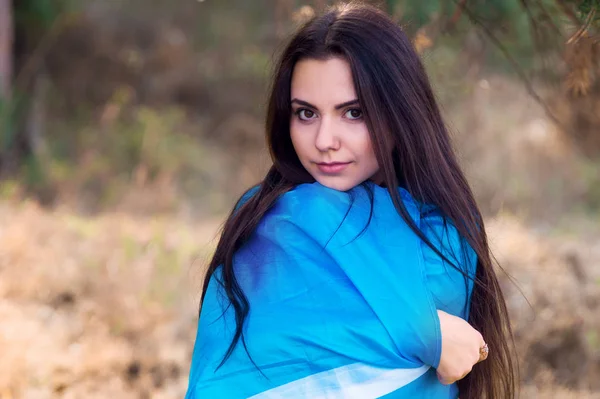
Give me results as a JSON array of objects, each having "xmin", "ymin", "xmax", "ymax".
[{"xmin": 291, "ymin": 98, "xmax": 360, "ymax": 110}]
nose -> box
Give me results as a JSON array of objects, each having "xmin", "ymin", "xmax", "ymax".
[{"xmin": 315, "ymin": 116, "xmax": 341, "ymax": 152}]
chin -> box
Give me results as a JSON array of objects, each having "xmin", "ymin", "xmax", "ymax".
[{"xmin": 314, "ymin": 176, "xmax": 358, "ymax": 192}]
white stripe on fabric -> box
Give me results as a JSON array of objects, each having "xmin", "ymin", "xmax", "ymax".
[{"xmin": 248, "ymin": 363, "xmax": 430, "ymax": 399}]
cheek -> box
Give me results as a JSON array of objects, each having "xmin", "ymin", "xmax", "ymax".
[
  {"xmin": 290, "ymin": 126, "xmax": 307, "ymax": 159},
  {"xmin": 357, "ymin": 130, "xmax": 378, "ymax": 166},
  {"xmin": 290, "ymin": 120, "xmax": 318, "ymax": 154}
]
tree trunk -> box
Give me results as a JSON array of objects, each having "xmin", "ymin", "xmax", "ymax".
[
  {"xmin": 0, "ymin": 0, "xmax": 49, "ymax": 178},
  {"xmin": 0, "ymin": 0, "xmax": 12, "ymax": 99}
]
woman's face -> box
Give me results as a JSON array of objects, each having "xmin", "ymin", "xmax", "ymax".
[{"xmin": 290, "ymin": 57, "xmax": 381, "ymax": 192}]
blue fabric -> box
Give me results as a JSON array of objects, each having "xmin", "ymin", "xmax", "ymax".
[{"xmin": 186, "ymin": 182, "xmax": 477, "ymax": 398}]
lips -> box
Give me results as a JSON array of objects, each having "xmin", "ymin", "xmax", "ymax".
[{"xmin": 316, "ymin": 162, "xmax": 351, "ymax": 174}]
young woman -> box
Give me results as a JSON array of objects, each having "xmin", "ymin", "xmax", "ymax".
[{"xmin": 186, "ymin": 3, "xmax": 515, "ymax": 398}]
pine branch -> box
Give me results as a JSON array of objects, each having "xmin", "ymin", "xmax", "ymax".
[
  {"xmin": 532, "ymin": 0, "xmax": 565, "ymax": 38},
  {"xmin": 452, "ymin": 0, "xmax": 566, "ymax": 129},
  {"xmin": 567, "ymin": 6, "xmax": 597, "ymax": 44},
  {"xmin": 555, "ymin": 0, "xmax": 584, "ymax": 27}
]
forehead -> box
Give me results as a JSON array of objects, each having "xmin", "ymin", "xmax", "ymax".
[{"xmin": 290, "ymin": 57, "xmax": 357, "ymax": 106}]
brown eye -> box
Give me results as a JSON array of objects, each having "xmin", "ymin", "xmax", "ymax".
[
  {"xmin": 298, "ymin": 109, "xmax": 316, "ymax": 120},
  {"xmin": 345, "ymin": 108, "xmax": 363, "ymax": 120}
]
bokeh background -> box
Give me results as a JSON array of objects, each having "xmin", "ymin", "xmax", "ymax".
[{"xmin": 0, "ymin": 0, "xmax": 599, "ymax": 398}]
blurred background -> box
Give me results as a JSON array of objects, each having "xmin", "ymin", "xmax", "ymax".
[{"xmin": 0, "ymin": 0, "xmax": 599, "ymax": 398}]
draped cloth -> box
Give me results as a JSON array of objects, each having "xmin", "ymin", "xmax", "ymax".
[{"xmin": 186, "ymin": 182, "xmax": 477, "ymax": 398}]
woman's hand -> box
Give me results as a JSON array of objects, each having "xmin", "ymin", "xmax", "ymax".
[{"xmin": 436, "ymin": 310, "xmax": 485, "ymax": 385}]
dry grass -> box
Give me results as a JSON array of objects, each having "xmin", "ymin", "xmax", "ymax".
[
  {"xmin": 488, "ymin": 215, "xmax": 600, "ymax": 396},
  {"xmin": 0, "ymin": 196, "xmax": 599, "ymax": 397},
  {"xmin": 0, "ymin": 199, "xmax": 222, "ymax": 398}
]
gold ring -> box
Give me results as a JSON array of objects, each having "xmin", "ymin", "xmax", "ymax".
[{"xmin": 479, "ymin": 343, "xmax": 489, "ymax": 362}]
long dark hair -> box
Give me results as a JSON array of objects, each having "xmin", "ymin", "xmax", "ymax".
[{"xmin": 201, "ymin": 3, "xmax": 516, "ymax": 398}]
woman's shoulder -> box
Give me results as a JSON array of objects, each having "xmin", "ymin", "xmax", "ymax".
[
  {"xmin": 237, "ymin": 181, "xmax": 424, "ymax": 224},
  {"xmin": 280, "ymin": 182, "xmax": 423, "ymax": 217},
  {"xmin": 278, "ymin": 182, "xmax": 352, "ymax": 215},
  {"xmin": 234, "ymin": 185, "xmax": 261, "ymax": 210}
]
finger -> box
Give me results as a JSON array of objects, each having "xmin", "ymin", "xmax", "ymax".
[
  {"xmin": 437, "ymin": 368, "xmax": 471, "ymax": 385},
  {"xmin": 477, "ymin": 343, "xmax": 489, "ymax": 363},
  {"xmin": 437, "ymin": 372, "xmax": 454, "ymax": 386}
]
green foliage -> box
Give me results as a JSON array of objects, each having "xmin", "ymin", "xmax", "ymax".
[
  {"xmin": 572, "ymin": 0, "xmax": 600, "ymax": 16},
  {"xmin": 581, "ymin": 159, "xmax": 600, "ymax": 212},
  {"xmin": 14, "ymin": 0, "xmax": 60, "ymax": 29},
  {"xmin": 0, "ymin": 89, "xmax": 35, "ymax": 153},
  {"xmin": 391, "ymin": 0, "xmax": 542, "ymax": 72},
  {"xmin": 38, "ymin": 99, "xmax": 229, "ymax": 210},
  {"xmin": 394, "ymin": 0, "xmax": 445, "ymax": 27},
  {"xmin": 577, "ymin": 0, "xmax": 600, "ymax": 29},
  {"xmin": 4, "ymin": 0, "xmax": 597, "ymax": 216},
  {"xmin": 13, "ymin": 0, "xmax": 80, "ymax": 30},
  {"xmin": 0, "ymin": 179, "xmax": 21, "ymax": 200},
  {"xmin": 0, "ymin": 98, "xmax": 14, "ymax": 151}
]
